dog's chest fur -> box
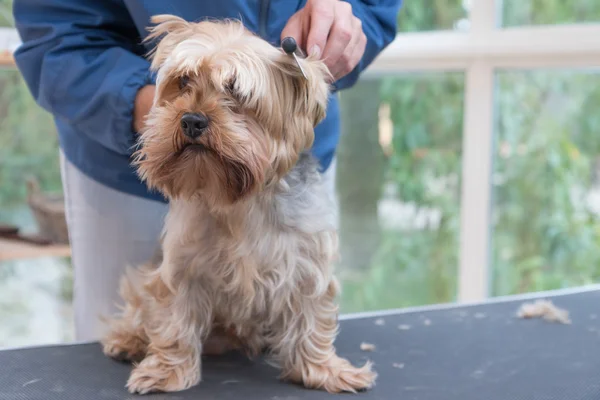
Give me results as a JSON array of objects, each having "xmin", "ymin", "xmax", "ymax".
[{"xmin": 162, "ymin": 154, "xmax": 337, "ymax": 329}]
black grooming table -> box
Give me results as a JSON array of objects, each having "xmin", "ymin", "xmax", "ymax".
[{"xmin": 2, "ymin": 287, "xmax": 600, "ymax": 400}]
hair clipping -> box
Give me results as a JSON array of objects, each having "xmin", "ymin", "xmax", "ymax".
[{"xmin": 281, "ymin": 37, "xmax": 308, "ymax": 80}]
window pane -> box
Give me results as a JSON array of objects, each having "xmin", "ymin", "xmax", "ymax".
[
  {"xmin": 397, "ymin": 0, "xmax": 469, "ymax": 33},
  {"xmin": 0, "ymin": 257, "xmax": 73, "ymax": 348},
  {"xmin": 336, "ymin": 72, "xmax": 464, "ymax": 313},
  {"xmin": 0, "ymin": 69, "xmax": 61, "ymax": 208},
  {"xmin": 0, "ymin": 68, "xmax": 67, "ymax": 347},
  {"xmin": 0, "ymin": 0, "xmax": 13, "ymax": 27},
  {"xmin": 502, "ymin": 0, "xmax": 600, "ymax": 27},
  {"xmin": 492, "ymin": 70, "xmax": 600, "ymax": 297}
]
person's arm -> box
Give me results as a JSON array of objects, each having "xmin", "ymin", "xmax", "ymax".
[
  {"xmin": 335, "ymin": 0, "xmax": 401, "ymax": 90},
  {"xmin": 13, "ymin": 0, "xmax": 155, "ymax": 156}
]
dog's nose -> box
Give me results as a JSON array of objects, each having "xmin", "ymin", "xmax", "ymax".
[{"xmin": 181, "ymin": 112, "xmax": 209, "ymax": 138}]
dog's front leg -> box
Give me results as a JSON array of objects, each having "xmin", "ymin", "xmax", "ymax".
[
  {"xmin": 273, "ymin": 279, "xmax": 377, "ymax": 393},
  {"xmin": 126, "ymin": 265, "xmax": 212, "ymax": 395}
]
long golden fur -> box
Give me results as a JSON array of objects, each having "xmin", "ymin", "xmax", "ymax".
[{"xmin": 100, "ymin": 15, "xmax": 376, "ymax": 394}]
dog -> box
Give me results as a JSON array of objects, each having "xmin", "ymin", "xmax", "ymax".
[{"xmin": 100, "ymin": 14, "xmax": 376, "ymax": 395}]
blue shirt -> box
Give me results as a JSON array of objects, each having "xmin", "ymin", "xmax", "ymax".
[{"xmin": 12, "ymin": 0, "xmax": 401, "ymax": 203}]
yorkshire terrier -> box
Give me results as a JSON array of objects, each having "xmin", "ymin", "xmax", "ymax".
[{"xmin": 100, "ymin": 14, "xmax": 376, "ymax": 394}]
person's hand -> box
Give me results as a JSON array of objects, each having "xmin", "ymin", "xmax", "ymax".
[
  {"xmin": 133, "ymin": 84, "xmax": 156, "ymax": 133},
  {"xmin": 281, "ymin": 0, "xmax": 367, "ymax": 81}
]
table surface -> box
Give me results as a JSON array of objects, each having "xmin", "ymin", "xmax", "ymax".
[{"xmin": 1, "ymin": 287, "xmax": 600, "ymax": 400}]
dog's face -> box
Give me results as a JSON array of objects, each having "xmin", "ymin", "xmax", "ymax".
[{"xmin": 134, "ymin": 15, "xmax": 331, "ymax": 208}]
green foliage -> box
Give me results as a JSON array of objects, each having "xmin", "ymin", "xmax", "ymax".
[
  {"xmin": 338, "ymin": 1, "xmax": 467, "ymax": 313},
  {"xmin": 397, "ymin": 0, "xmax": 465, "ymax": 32},
  {"xmin": 338, "ymin": 72, "xmax": 464, "ymax": 313},
  {"xmin": 337, "ymin": 1, "xmax": 600, "ymax": 313},
  {"xmin": 492, "ymin": 71, "xmax": 600, "ymax": 295},
  {"xmin": 0, "ymin": 0, "xmax": 59, "ymax": 211},
  {"xmin": 0, "ymin": 0, "xmax": 13, "ymax": 27},
  {"xmin": 0, "ymin": 70, "xmax": 61, "ymax": 208},
  {"xmin": 503, "ymin": 0, "xmax": 600, "ymax": 26}
]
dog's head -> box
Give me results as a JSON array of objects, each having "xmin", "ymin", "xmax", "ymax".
[{"xmin": 133, "ymin": 15, "xmax": 331, "ymax": 208}]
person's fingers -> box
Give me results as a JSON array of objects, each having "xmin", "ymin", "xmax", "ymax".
[
  {"xmin": 321, "ymin": 1, "xmax": 354, "ymax": 70},
  {"xmin": 282, "ymin": 0, "xmax": 366, "ymax": 80},
  {"xmin": 329, "ymin": 17, "xmax": 363, "ymax": 79},
  {"xmin": 305, "ymin": 1, "xmax": 335, "ymax": 58},
  {"xmin": 280, "ymin": 12, "xmax": 306, "ymax": 50},
  {"xmin": 337, "ymin": 30, "xmax": 367, "ymax": 79}
]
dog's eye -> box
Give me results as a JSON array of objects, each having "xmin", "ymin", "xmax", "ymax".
[
  {"xmin": 224, "ymin": 78, "xmax": 236, "ymax": 95},
  {"xmin": 179, "ymin": 75, "xmax": 190, "ymax": 90},
  {"xmin": 224, "ymin": 78, "xmax": 248, "ymax": 103}
]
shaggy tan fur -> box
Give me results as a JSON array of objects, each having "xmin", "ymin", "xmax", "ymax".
[
  {"xmin": 100, "ymin": 15, "xmax": 375, "ymax": 395},
  {"xmin": 517, "ymin": 299, "xmax": 571, "ymax": 324}
]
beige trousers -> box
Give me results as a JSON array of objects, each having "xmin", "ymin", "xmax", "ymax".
[{"xmin": 59, "ymin": 152, "xmax": 337, "ymax": 341}]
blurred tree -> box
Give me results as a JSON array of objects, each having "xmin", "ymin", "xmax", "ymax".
[
  {"xmin": 503, "ymin": 0, "xmax": 600, "ymax": 26},
  {"xmin": 491, "ymin": 3, "xmax": 600, "ymax": 295},
  {"xmin": 397, "ymin": 0, "xmax": 465, "ymax": 32},
  {"xmin": 0, "ymin": 0, "xmax": 61, "ymax": 210},
  {"xmin": 337, "ymin": 78, "xmax": 385, "ymax": 273},
  {"xmin": 0, "ymin": 70, "xmax": 61, "ymax": 207},
  {"xmin": 492, "ymin": 71, "xmax": 600, "ymax": 295},
  {"xmin": 0, "ymin": 0, "xmax": 13, "ymax": 27},
  {"xmin": 337, "ymin": 1, "xmax": 466, "ymax": 312}
]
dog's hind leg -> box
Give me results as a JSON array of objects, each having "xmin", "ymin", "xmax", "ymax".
[{"xmin": 101, "ymin": 266, "xmax": 150, "ymax": 363}]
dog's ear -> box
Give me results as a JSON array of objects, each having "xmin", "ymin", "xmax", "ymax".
[
  {"xmin": 264, "ymin": 53, "xmax": 331, "ymax": 176},
  {"xmin": 145, "ymin": 14, "xmax": 192, "ymax": 70},
  {"xmin": 299, "ymin": 56, "xmax": 331, "ymax": 127},
  {"xmin": 272, "ymin": 53, "xmax": 331, "ymax": 128}
]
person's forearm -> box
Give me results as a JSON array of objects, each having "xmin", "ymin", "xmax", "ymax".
[{"xmin": 13, "ymin": 0, "xmax": 154, "ymax": 155}]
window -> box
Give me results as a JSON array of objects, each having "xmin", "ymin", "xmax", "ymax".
[
  {"xmin": 337, "ymin": 73, "xmax": 464, "ymax": 312},
  {"xmin": 0, "ymin": 257, "xmax": 73, "ymax": 347},
  {"xmin": 348, "ymin": 0, "xmax": 600, "ymax": 303},
  {"xmin": 1, "ymin": 0, "xmax": 600, "ymax": 347},
  {"xmin": 492, "ymin": 70, "xmax": 600, "ymax": 296},
  {"xmin": 0, "ymin": 68, "xmax": 72, "ymax": 347},
  {"xmin": 0, "ymin": 69, "xmax": 61, "ymax": 205}
]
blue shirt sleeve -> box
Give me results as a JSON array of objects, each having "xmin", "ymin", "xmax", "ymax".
[
  {"xmin": 12, "ymin": 0, "xmax": 155, "ymax": 156},
  {"xmin": 334, "ymin": 0, "xmax": 402, "ymax": 91}
]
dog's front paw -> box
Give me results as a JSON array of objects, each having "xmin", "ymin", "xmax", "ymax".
[
  {"xmin": 294, "ymin": 355, "xmax": 377, "ymax": 394},
  {"xmin": 325, "ymin": 358, "xmax": 377, "ymax": 393},
  {"xmin": 102, "ymin": 333, "xmax": 147, "ymax": 363},
  {"xmin": 126, "ymin": 354, "xmax": 200, "ymax": 394}
]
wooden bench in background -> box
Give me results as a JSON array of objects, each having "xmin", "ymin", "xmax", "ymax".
[{"xmin": 0, "ymin": 237, "xmax": 70, "ymax": 261}]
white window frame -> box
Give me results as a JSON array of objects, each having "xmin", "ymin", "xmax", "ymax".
[{"xmin": 1, "ymin": 0, "xmax": 600, "ymax": 302}]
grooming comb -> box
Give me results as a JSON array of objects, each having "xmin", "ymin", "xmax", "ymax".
[{"xmin": 281, "ymin": 37, "xmax": 307, "ymax": 80}]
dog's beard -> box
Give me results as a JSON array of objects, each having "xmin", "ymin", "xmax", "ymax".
[{"xmin": 133, "ymin": 103, "xmax": 269, "ymax": 208}]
